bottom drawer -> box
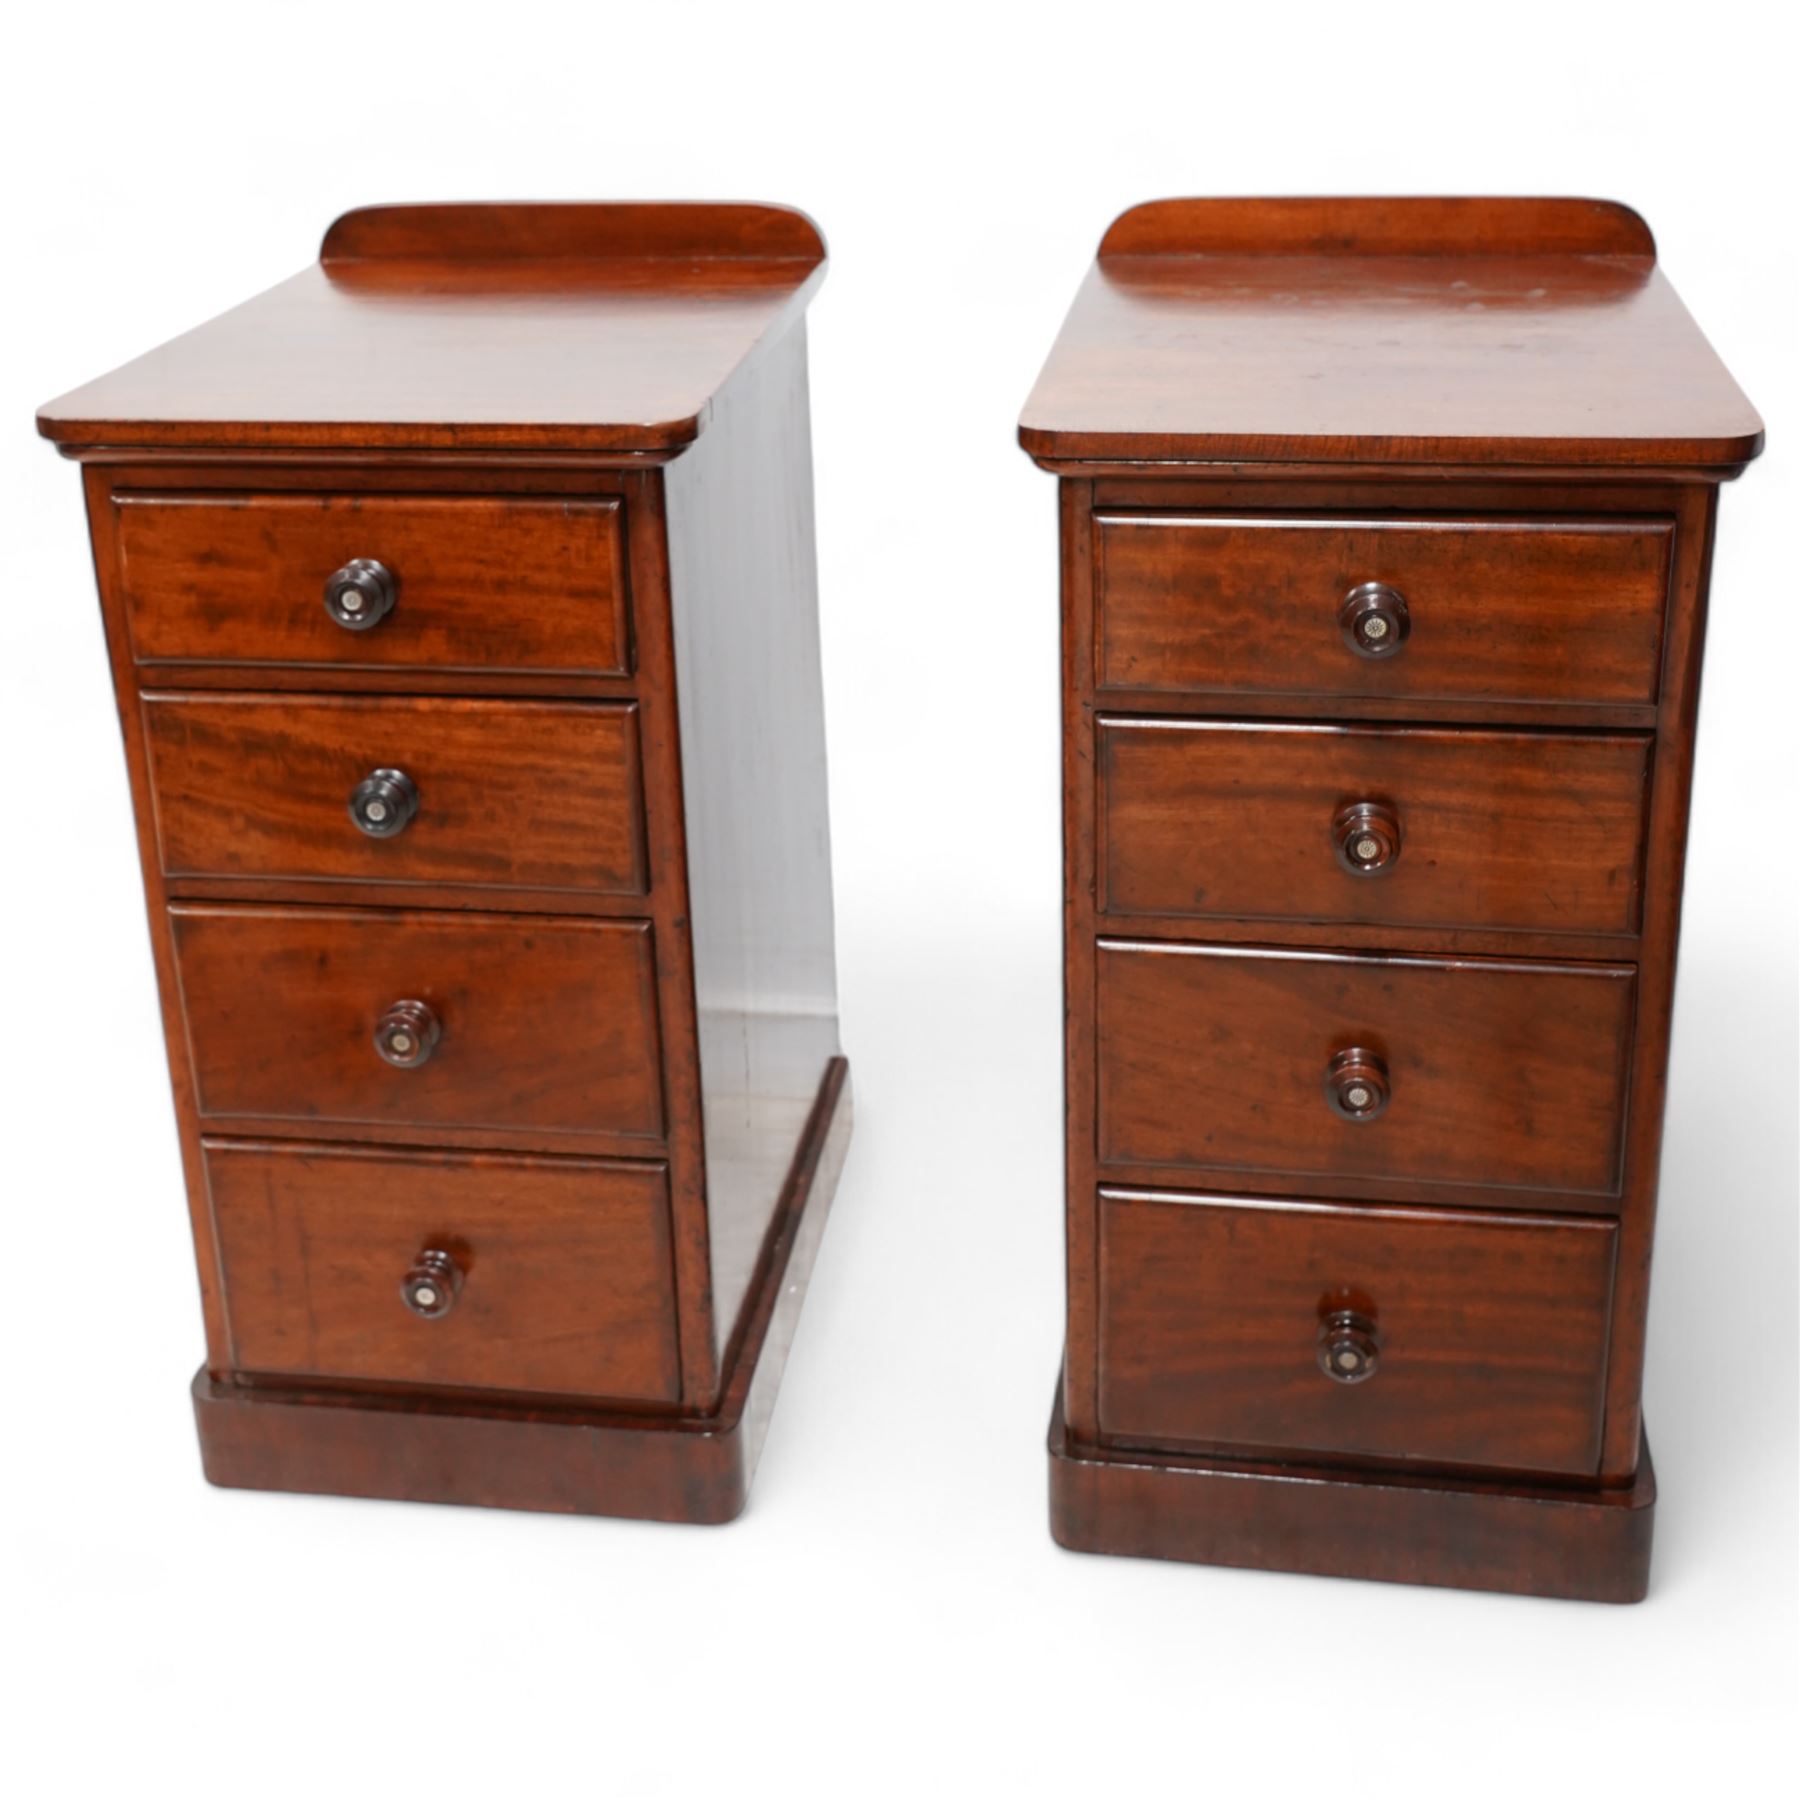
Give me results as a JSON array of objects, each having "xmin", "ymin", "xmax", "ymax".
[
  {"xmin": 1097, "ymin": 1187, "xmax": 1616, "ymax": 1477},
  {"xmin": 206, "ymin": 1139, "xmax": 681, "ymax": 1405}
]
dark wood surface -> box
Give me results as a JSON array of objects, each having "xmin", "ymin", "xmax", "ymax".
[
  {"xmin": 1097, "ymin": 1188, "xmax": 1616, "ymax": 1475},
  {"xmin": 1096, "ymin": 940, "xmax": 1635, "ymax": 1197},
  {"xmin": 194, "ymin": 1057, "xmax": 851, "ymax": 1523},
  {"xmin": 49, "ymin": 202, "xmax": 848, "ymax": 1524},
  {"xmin": 319, "ymin": 201, "xmax": 826, "ymax": 265},
  {"xmin": 1098, "ymin": 718, "xmax": 1650, "ymax": 936},
  {"xmin": 1097, "ymin": 196, "xmax": 1660, "ymax": 258},
  {"xmin": 207, "ymin": 1140, "xmax": 681, "ymax": 1403},
  {"xmin": 38, "ymin": 203, "xmax": 827, "ymax": 455},
  {"xmin": 116, "ymin": 492, "xmax": 630, "ymax": 679},
  {"xmin": 1028, "ymin": 199, "xmax": 1760, "ymax": 1599},
  {"xmin": 1095, "ymin": 512, "xmax": 1672, "ymax": 705},
  {"xmin": 1050, "ymin": 1389, "xmax": 1656, "ymax": 1604},
  {"xmin": 170, "ymin": 904, "xmax": 665, "ymax": 1143},
  {"xmin": 1021, "ymin": 198, "xmax": 1761, "ymax": 469},
  {"xmin": 143, "ymin": 694, "xmax": 646, "ymax": 896}
]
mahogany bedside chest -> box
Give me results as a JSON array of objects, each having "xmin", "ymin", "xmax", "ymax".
[
  {"xmin": 1019, "ymin": 197, "xmax": 1762, "ymax": 1600},
  {"xmin": 38, "ymin": 202, "xmax": 850, "ymax": 1523}
]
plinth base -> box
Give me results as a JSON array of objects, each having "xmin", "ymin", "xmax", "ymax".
[
  {"xmin": 194, "ymin": 1058, "xmax": 852, "ymax": 1525},
  {"xmin": 1048, "ymin": 1376, "xmax": 1654, "ymax": 1602}
]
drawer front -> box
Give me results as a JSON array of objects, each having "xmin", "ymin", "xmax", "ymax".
[
  {"xmin": 171, "ymin": 906, "xmax": 664, "ymax": 1141},
  {"xmin": 117, "ymin": 493, "xmax": 630, "ymax": 677},
  {"xmin": 1097, "ymin": 1187, "xmax": 1616, "ymax": 1477},
  {"xmin": 1096, "ymin": 941, "xmax": 1634, "ymax": 1197},
  {"xmin": 207, "ymin": 1139, "xmax": 680, "ymax": 1403},
  {"xmin": 1095, "ymin": 514, "xmax": 1671, "ymax": 705},
  {"xmin": 1099, "ymin": 718, "xmax": 1650, "ymax": 935},
  {"xmin": 144, "ymin": 694, "xmax": 647, "ymax": 896}
]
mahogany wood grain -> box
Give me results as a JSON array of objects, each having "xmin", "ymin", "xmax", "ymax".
[
  {"xmin": 170, "ymin": 905, "xmax": 664, "ymax": 1142},
  {"xmin": 1097, "ymin": 1188, "xmax": 1616, "ymax": 1476},
  {"xmin": 1022, "ymin": 199, "xmax": 1762, "ymax": 470},
  {"xmin": 38, "ymin": 203, "xmax": 827, "ymax": 456},
  {"xmin": 1095, "ymin": 513, "xmax": 1672, "ymax": 705},
  {"xmin": 1096, "ymin": 940, "xmax": 1635, "ymax": 1198},
  {"xmin": 116, "ymin": 492, "xmax": 630, "ymax": 679},
  {"xmin": 1097, "ymin": 196, "xmax": 1658, "ymax": 259},
  {"xmin": 1098, "ymin": 718, "xmax": 1650, "ymax": 936},
  {"xmin": 320, "ymin": 201, "xmax": 825, "ymax": 265},
  {"xmin": 1050, "ymin": 1390, "xmax": 1656, "ymax": 1603},
  {"xmin": 206, "ymin": 1140, "xmax": 680, "ymax": 1404},
  {"xmin": 46, "ymin": 203, "xmax": 849, "ymax": 1523},
  {"xmin": 194, "ymin": 1059, "xmax": 852, "ymax": 1522},
  {"xmin": 1598, "ymin": 481, "xmax": 1719, "ymax": 1469},
  {"xmin": 1058, "ymin": 483, "xmax": 1104, "ymax": 1440},
  {"xmin": 1028, "ymin": 199, "xmax": 1761, "ymax": 1598},
  {"xmin": 143, "ymin": 694, "xmax": 646, "ymax": 896}
]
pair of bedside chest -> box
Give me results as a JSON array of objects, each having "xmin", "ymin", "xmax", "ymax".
[{"xmin": 40, "ymin": 196, "xmax": 1761, "ymax": 1601}]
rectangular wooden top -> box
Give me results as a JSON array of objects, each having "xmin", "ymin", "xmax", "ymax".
[
  {"xmin": 1019, "ymin": 198, "xmax": 1762, "ymax": 472},
  {"xmin": 37, "ymin": 203, "xmax": 827, "ymax": 456}
]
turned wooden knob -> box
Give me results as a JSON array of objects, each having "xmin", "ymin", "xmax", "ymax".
[
  {"xmin": 1325, "ymin": 1047, "xmax": 1389, "ymax": 1121},
  {"xmin": 324, "ymin": 557, "xmax": 396, "ymax": 630},
  {"xmin": 401, "ymin": 1248, "xmax": 464, "ymax": 1320},
  {"xmin": 374, "ymin": 998, "xmax": 441, "ymax": 1069},
  {"xmin": 1338, "ymin": 581, "xmax": 1410, "ymax": 658},
  {"xmin": 349, "ymin": 768, "xmax": 419, "ymax": 838},
  {"xmin": 1334, "ymin": 801, "xmax": 1401, "ymax": 875},
  {"xmin": 1318, "ymin": 1309, "xmax": 1379, "ymax": 1384}
]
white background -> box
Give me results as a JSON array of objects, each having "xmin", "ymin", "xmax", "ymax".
[{"xmin": 4, "ymin": 3, "xmax": 1794, "ymax": 1793}]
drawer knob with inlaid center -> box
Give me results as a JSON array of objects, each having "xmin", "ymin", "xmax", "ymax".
[
  {"xmin": 1338, "ymin": 581, "xmax": 1410, "ymax": 658},
  {"xmin": 1324, "ymin": 1046, "xmax": 1389, "ymax": 1120},
  {"xmin": 374, "ymin": 998, "xmax": 441, "ymax": 1069},
  {"xmin": 1317, "ymin": 1308, "xmax": 1380, "ymax": 1384},
  {"xmin": 401, "ymin": 1247, "xmax": 464, "ymax": 1320},
  {"xmin": 324, "ymin": 557, "xmax": 397, "ymax": 630},
  {"xmin": 1333, "ymin": 800, "xmax": 1401, "ymax": 875},
  {"xmin": 349, "ymin": 767, "xmax": 420, "ymax": 838}
]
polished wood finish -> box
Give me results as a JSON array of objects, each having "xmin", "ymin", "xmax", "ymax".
[
  {"xmin": 1025, "ymin": 198, "xmax": 1763, "ymax": 1598},
  {"xmin": 207, "ymin": 1141, "xmax": 681, "ymax": 1403},
  {"xmin": 1099, "ymin": 719, "xmax": 1650, "ymax": 935},
  {"xmin": 144, "ymin": 695, "xmax": 647, "ymax": 896},
  {"xmin": 1049, "ymin": 1390, "xmax": 1657, "ymax": 1604},
  {"xmin": 1022, "ymin": 199, "xmax": 1760, "ymax": 470},
  {"xmin": 1095, "ymin": 514, "xmax": 1672, "ymax": 705},
  {"xmin": 194, "ymin": 1055, "xmax": 850, "ymax": 1523},
  {"xmin": 170, "ymin": 905, "xmax": 665, "ymax": 1143},
  {"xmin": 1097, "ymin": 942, "xmax": 1634, "ymax": 1198},
  {"xmin": 1097, "ymin": 196, "xmax": 1659, "ymax": 259},
  {"xmin": 44, "ymin": 204, "xmax": 849, "ymax": 1524},
  {"xmin": 1097, "ymin": 1189, "xmax": 1616, "ymax": 1476},
  {"xmin": 116, "ymin": 493, "xmax": 631, "ymax": 679},
  {"xmin": 38, "ymin": 204, "xmax": 827, "ymax": 455}
]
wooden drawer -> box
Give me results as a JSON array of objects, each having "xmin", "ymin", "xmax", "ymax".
[
  {"xmin": 143, "ymin": 694, "xmax": 646, "ymax": 897},
  {"xmin": 1096, "ymin": 1187, "xmax": 1616, "ymax": 1477},
  {"xmin": 171, "ymin": 905, "xmax": 664, "ymax": 1142},
  {"xmin": 1098, "ymin": 718, "xmax": 1650, "ymax": 935},
  {"xmin": 1096, "ymin": 941, "xmax": 1634, "ymax": 1198},
  {"xmin": 1095, "ymin": 513, "xmax": 1671, "ymax": 706},
  {"xmin": 115, "ymin": 492, "xmax": 630, "ymax": 678},
  {"xmin": 206, "ymin": 1139, "xmax": 680, "ymax": 1404}
]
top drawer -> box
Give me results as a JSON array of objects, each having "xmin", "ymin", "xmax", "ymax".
[
  {"xmin": 1094, "ymin": 513, "xmax": 1672, "ymax": 707},
  {"xmin": 114, "ymin": 493, "xmax": 631, "ymax": 680}
]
